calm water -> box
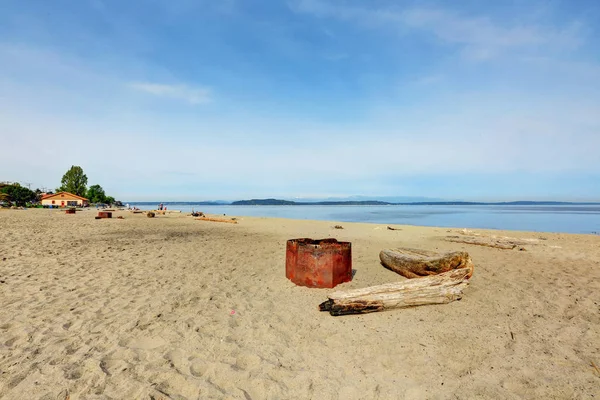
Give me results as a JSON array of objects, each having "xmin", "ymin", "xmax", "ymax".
[{"xmin": 127, "ymin": 203, "xmax": 600, "ymax": 234}]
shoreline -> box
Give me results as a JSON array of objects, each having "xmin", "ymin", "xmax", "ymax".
[
  {"xmin": 123, "ymin": 203, "xmax": 600, "ymax": 235},
  {"xmin": 4, "ymin": 206, "xmax": 599, "ymax": 236},
  {"xmin": 1, "ymin": 209, "xmax": 599, "ymax": 398}
]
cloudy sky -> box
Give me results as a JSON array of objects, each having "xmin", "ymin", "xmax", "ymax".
[{"xmin": 1, "ymin": 0, "xmax": 599, "ymax": 201}]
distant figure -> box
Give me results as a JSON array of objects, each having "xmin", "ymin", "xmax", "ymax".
[{"xmin": 164, "ymin": 206, "xmax": 167, "ymax": 211}]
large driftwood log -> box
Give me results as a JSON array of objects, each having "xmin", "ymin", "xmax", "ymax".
[
  {"xmin": 445, "ymin": 235, "xmax": 531, "ymax": 250},
  {"xmin": 319, "ymin": 268, "xmax": 471, "ymax": 316},
  {"xmin": 195, "ymin": 217, "xmax": 238, "ymax": 224},
  {"xmin": 380, "ymin": 248, "xmax": 473, "ymax": 279}
]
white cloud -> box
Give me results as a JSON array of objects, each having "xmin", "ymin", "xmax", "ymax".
[
  {"xmin": 400, "ymin": 8, "xmax": 583, "ymax": 59},
  {"xmin": 128, "ymin": 82, "xmax": 212, "ymax": 104},
  {"xmin": 290, "ymin": 0, "xmax": 585, "ymax": 60}
]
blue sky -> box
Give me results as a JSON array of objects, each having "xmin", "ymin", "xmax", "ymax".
[{"xmin": 1, "ymin": 0, "xmax": 599, "ymax": 201}]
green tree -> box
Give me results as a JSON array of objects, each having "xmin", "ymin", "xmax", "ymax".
[
  {"xmin": 87, "ymin": 184, "xmax": 106, "ymax": 203},
  {"xmin": 104, "ymin": 196, "xmax": 115, "ymax": 205},
  {"xmin": 58, "ymin": 166, "xmax": 88, "ymax": 196},
  {"xmin": 0, "ymin": 184, "xmax": 36, "ymax": 206},
  {"xmin": 34, "ymin": 188, "xmax": 43, "ymax": 202}
]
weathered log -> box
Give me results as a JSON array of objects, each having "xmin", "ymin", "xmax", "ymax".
[
  {"xmin": 445, "ymin": 235, "xmax": 530, "ymax": 250},
  {"xmin": 380, "ymin": 248, "xmax": 473, "ymax": 279},
  {"xmin": 319, "ymin": 268, "xmax": 471, "ymax": 316},
  {"xmin": 147, "ymin": 211, "xmax": 155, "ymax": 218},
  {"xmin": 195, "ymin": 217, "xmax": 238, "ymax": 224}
]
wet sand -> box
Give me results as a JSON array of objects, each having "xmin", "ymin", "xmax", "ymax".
[{"xmin": 0, "ymin": 208, "xmax": 599, "ymax": 399}]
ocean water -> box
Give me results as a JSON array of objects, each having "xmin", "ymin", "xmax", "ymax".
[{"xmin": 127, "ymin": 203, "xmax": 600, "ymax": 234}]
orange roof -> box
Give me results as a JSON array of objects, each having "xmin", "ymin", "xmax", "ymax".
[{"xmin": 41, "ymin": 191, "xmax": 88, "ymax": 201}]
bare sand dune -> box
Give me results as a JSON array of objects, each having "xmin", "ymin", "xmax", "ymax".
[{"xmin": 0, "ymin": 209, "xmax": 599, "ymax": 399}]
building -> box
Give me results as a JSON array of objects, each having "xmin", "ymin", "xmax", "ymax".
[{"xmin": 41, "ymin": 192, "xmax": 89, "ymax": 208}]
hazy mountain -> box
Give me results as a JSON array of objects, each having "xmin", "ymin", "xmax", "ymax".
[{"xmin": 285, "ymin": 195, "xmax": 452, "ymax": 203}]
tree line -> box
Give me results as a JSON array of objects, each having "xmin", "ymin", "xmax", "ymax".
[{"xmin": 1, "ymin": 165, "xmax": 118, "ymax": 207}]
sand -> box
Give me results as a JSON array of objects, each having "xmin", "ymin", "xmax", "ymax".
[{"xmin": 0, "ymin": 208, "xmax": 599, "ymax": 399}]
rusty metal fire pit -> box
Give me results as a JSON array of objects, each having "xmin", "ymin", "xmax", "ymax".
[
  {"xmin": 96, "ymin": 211, "xmax": 112, "ymax": 219},
  {"xmin": 65, "ymin": 208, "xmax": 76, "ymax": 214},
  {"xmin": 286, "ymin": 238, "xmax": 352, "ymax": 288}
]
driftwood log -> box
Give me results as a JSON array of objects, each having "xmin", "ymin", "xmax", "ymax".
[
  {"xmin": 380, "ymin": 248, "xmax": 473, "ymax": 279},
  {"xmin": 445, "ymin": 235, "xmax": 531, "ymax": 250},
  {"xmin": 195, "ymin": 217, "xmax": 238, "ymax": 224},
  {"xmin": 319, "ymin": 268, "xmax": 471, "ymax": 316}
]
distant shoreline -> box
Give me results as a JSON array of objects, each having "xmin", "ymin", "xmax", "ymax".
[{"xmin": 127, "ymin": 199, "xmax": 600, "ymax": 206}]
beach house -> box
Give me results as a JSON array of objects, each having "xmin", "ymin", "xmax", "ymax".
[{"xmin": 41, "ymin": 192, "xmax": 89, "ymax": 208}]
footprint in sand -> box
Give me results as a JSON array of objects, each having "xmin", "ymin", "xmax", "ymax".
[
  {"xmin": 189, "ymin": 358, "xmax": 211, "ymax": 377},
  {"xmin": 99, "ymin": 358, "xmax": 130, "ymax": 376}
]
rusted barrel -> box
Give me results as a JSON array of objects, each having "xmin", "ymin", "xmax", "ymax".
[
  {"xmin": 286, "ymin": 238, "xmax": 352, "ymax": 288},
  {"xmin": 97, "ymin": 211, "xmax": 112, "ymax": 219}
]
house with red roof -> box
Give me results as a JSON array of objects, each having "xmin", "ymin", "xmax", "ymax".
[{"xmin": 41, "ymin": 192, "xmax": 89, "ymax": 208}]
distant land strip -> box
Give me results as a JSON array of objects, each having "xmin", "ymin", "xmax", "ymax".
[
  {"xmin": 231, "ymin": 199, "xmax": 600, "ymax": 206},
  {"xmin": 128, "ymin": 199, "xmax": 600, "ymax": 206}
]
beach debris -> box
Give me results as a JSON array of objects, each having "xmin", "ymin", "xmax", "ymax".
[
  {"xmin": 387, "ymin": 226, "xmax": 401, "ymax": 231},
  {"xmin": 380, "ymin": 247, "xmax": 474, "ymax": 279},
  {"xmin": 451, "ymin": 230, "xmax": 542, "ymax": 249},
  {"xmin": 96, "ymin": 211, "xmax": 112, "ymax": 219},
  {"xmin": 57, "ymin": 389, "xmax": 70, "ymax": 400},
  {"xmin": 319, "ymin": 268, "xmax": 471, "ymax": 316},
  {"xmin": 334, "ymin": 225, "xmax": 344, "ymax": 229},
  {"xmin": 117, "ymin": 216, "xmax": 124, "ymax": 219},
  {"xmin": 286, "ymin": 238, "xmax": 352, "ymax": 288},
  {"xmin": 191, "ymin": 211, "xmax": 204, "ymax": 217},
  {"xmin": 445, "ymin": 235, "xmax": 532, "ymax": 250},
  {"xmin": 195, "ymin": 217, "xmax": 238, "ymax": 224},
  {"xmin": 147, "ymin": 211, "xmax": 155, "ymax": 218},
  {"xmin": 591, "ymin": 360, "xmax": 600, "ymax": 377},
  {"xmin": 65, "ymin": 208, "xmax": 76, "ymax": 214}
]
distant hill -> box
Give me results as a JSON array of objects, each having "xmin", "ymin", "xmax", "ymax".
[
  {"xmin": 232, "ymin": 199, "xmax": 296, "ymax": 205},
  {"xmin": 285, "ymin": 195, "xmax": 450, "ymax": 203}
]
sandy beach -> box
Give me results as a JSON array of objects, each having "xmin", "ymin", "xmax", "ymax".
[{"xmin": 0, "ymin": 208, "xmax": 599, "ymax": 399}]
